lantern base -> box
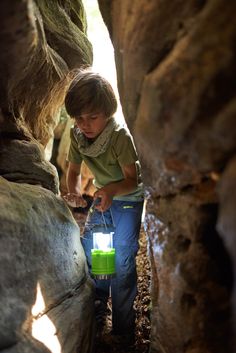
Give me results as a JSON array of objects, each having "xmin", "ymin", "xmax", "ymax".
[
  {"xmin": 91, "ymin": 248, "xmax": 116, "ymax": 279},
  {"xmin": 92, "ymin": 273, "xmax": 116, "ymax": 280}
]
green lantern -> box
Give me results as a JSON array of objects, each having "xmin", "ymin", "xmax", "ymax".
[{"xmin": 91, "ymin": 224, "xmax": 116, "ymax": 279}]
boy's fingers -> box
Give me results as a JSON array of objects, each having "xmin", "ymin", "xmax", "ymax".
[
  {"xmin": 76, "ymin": 198, "xmax": 87, "ymax": 208},
  {"xmin": 63, "ymin": 193, "xmax": 87, "ymax": 208}
]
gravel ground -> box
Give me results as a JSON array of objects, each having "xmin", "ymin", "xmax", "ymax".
[
  {"xmin": 134, "ymin": 228, "xmax": 151, "ymax": 353},
  {"xmin": 72, "ymin": 210, "xmax": 151, "ymax": 353}
]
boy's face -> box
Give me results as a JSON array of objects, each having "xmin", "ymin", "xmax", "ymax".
[{"xmin": 74, "ymin": 112, "xmax": 108, "ymax": 139}]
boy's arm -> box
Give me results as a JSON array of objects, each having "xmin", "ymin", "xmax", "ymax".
[
  {"xmin": 67, "ymin": 162, "xmax": 82, "ymax": 194},
  {"xmin": 64, "ymin": 162, "xmax": 87, "ymax": 207},
  {"xmin": 94, "ymin": 163, "xmax": 137, "ymax": 211}
]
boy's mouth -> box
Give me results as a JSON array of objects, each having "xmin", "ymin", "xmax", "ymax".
[{"xmin": 83, "ymin": 131, "xmax": 94, "ymax": 137}]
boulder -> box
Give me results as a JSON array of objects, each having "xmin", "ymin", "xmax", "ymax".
[{"xmin": 0, "ymin": 176, "xmax": 95, "ymax": 353}]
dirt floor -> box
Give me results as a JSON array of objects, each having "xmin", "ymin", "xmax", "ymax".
[{"xmin": 72, "ymin": 209, "xmax": 151, "ymax": 353}]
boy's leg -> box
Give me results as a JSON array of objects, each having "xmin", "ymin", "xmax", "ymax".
[
  {"xmin": 110, "ymin": 200, "xmax": 143, "ymax": 339},
  {"xmin": 81, "ymin": 208, "xmax": 110, "ymax": 329}
]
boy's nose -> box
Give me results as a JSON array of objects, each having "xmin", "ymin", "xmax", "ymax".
[
  {"xmin": 83, "ymin": 121, "xmax": 90, "ymax": 129},
  {"xmin": 80, "ymin": 119, "xmax": 90, "ymax": 129}
]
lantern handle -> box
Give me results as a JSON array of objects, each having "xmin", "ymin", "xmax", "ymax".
[
  {"xmin": 110, "ymin": 209, "xmax": 115, "ymax": 228},
  {"xmin": 92, "ymin": 198, "xmax": 115, "ymax": 228},
  {"xmin": 101, "ymin": 209, "xmax": 115, "ymax": 229}
]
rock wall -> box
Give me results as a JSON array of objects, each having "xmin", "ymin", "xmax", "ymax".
[
  {"xmin": 98, "ymin": 0, "xmax": 236, "ymax": 352},
  {"xmin": 0, "ymin": 0, "xmax": 92, "ymax": 145},
  {"xmin": 0, "ymin": 176, "xmax": 94, "ymax": 353},
  {"xmin": 0, "ymin": 1, "xmax": 94, "ymax": 352}
]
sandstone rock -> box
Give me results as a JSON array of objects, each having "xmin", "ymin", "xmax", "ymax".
[
  {"xmin": 0, "ymin": 1, "xmax": 95, "ymax": 352},
  {"xmin": 98, "ymin": 1, "xmax": 236, "ymax": 351},
  {"xmin": 0, "ymin": 176, "xmax": 94, "ymax": 353},
  {"xmin": 145, "ymin": 180, "xmax": 232, "ymax": 353},
  {"xmin": 0, "ymin": 138, "xmax": 59, "ymax": 194},
  {"xmin": 99, "ymin": 0, "xmax": 236, "ymax": 196},
  {"xmin": 0, "ymin": 0, "xmax": 92, "ymax": 145}
]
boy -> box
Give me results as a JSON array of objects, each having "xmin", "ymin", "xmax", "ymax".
[{"xmin": 64, "ymin": 68, "xmax": 144, "ymax": 345}]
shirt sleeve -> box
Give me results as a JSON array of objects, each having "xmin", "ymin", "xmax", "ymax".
[
  {"xmin": 67, "ymin": 128, "xmax": 83, "ymax": 164},
  {"xmin": 113, "ymin": 128, "xmax": 138, "ymax": 165}
]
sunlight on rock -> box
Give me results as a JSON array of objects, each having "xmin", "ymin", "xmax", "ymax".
[
  {"xmin": 83, "ymin": 0, "xmax": 125, "ymax": 125},
  {"xmin": 31, "ymin": 283, "xmax": 61, "ymax": 353}
]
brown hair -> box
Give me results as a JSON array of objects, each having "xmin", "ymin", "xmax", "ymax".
[{"xmin": 65, "ymin": 68, "xmax": 117, "ymax": 118}]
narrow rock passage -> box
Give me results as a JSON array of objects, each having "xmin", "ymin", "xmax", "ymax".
[{"xmin": 73, "ymin": 208, "xmax": 151, "ymax": 353}]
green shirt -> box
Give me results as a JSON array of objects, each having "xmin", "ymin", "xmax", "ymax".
[{"xmin": 68, "ymin": 125, "xmax": 144, "ymax": 201}]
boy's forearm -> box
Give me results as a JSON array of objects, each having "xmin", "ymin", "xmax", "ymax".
[
  {"xmin": 94, "ymin": 177, "xmax": 138, "ymax": 211},
  {"xmin": 104, "ymin": 162, "xmax": 139, "ymax": 198},
  {"xmin": 103, "ymin": 178, "xmax": 137, "ymax": 198},
  {"xmin": 66, "ymin": 170, "xmax": 82, "ymax": 195}
]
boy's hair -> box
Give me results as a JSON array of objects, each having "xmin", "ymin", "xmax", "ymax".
[{"xmin": 65, "ymin": 68, "xmax": 118, "ymax": 118}]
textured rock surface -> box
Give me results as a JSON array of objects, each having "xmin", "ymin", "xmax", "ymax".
[
  {"xmin": 98, "ymin": 0, "xmax": 236, "ymax": 352},
  {"xmin": 145, "ymin": 181, "xmax": 232, "ymax": 353},
  {"xmin": 0, "ymin": 136, "xmax": 59, "ymax": 194},
  {"xmin": 0, "ymin": 177, "xmax": 94, "ymax": 353},
  {"xmin": 99, "ymin": 0, "xmax": 236, "ymax": 195},
  {"xmin": 0, "ymin": 1, "xmax": 94, "ymax": 352},
  {"xmin": 0, "ymin": 0, "xmax": 92, "ymax": 145}
]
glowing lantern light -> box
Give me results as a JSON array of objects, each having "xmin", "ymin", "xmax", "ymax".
[{"xmin": 91, "ymin": 222, "xmax": 116, "ymax": 279}]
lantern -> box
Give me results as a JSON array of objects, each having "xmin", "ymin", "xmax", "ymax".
[{"xmin": 91, "ymin": 224, "xmax": 116, "ymax": 279}]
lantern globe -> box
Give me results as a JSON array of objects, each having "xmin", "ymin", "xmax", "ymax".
[{"xmin": 91, "ymin": 225, "xmax": 116, "ymax": 279}]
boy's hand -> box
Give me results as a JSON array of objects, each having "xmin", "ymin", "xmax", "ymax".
[
  {"xmin": 63, "ymin": 193, "xmax": 87, "ymax": 208},
  {"xmin": 94, "ymin": 189, "xmax": 113, "ymax": 212}
]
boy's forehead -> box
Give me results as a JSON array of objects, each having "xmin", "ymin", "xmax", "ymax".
[
  {"xmin": 75, "ymin": 112, "xmax": 104, "ymax": 118},
  {"xmin": 79, "ymin": 113, "xmax": 97, "ymax": 118}
]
